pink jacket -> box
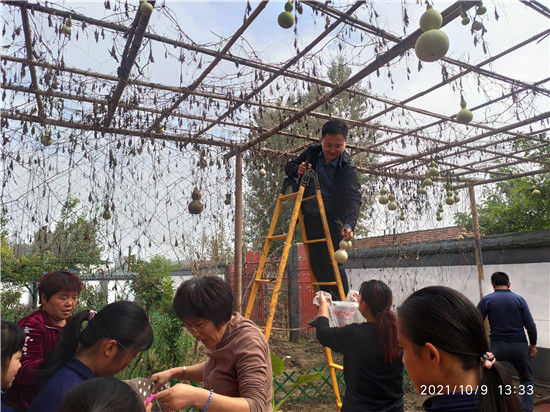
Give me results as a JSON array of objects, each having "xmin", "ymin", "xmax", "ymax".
[{"xmin": 4, "ymin": 308, "xmax": 63, "ymax": 411}]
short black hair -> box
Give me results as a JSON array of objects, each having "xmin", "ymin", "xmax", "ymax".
[
  {"xmin": 1, "ymin": 322, "xmax": 24, "ymax": 377},
  {"xmin": 322, "ymin": 119, "xmax": 348, "ymax": 139},
  {"xmin": 173, "ymin": 276, "xmax": 234, "ymax": 328},
  {"xmin": 38, "ymin": 271, "xmax": 84, "ymax": 304},
  {"xmin": 59, "ymin": 377, "xmax": 144, "ymax": 412},
  {"xmin": 491, "ymin": 272, "xmax": 509, "ymax": 286}
]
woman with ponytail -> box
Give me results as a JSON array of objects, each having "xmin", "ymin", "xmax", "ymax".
[
  {"xmin": 397, "ymin": 286, "xmax": 522, "ymax": 412},
  {"xmin": 27, "ymin": 301, "xmax": 153, "ymax": 412},
  {"xmin": 313, "ymin": 280, "xmax": 404, "ymax": 412}
]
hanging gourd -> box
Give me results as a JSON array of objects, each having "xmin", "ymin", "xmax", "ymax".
[
  {"xmin": 427, "ymin": 160, "xmax": 439, "ymax": 177},
  {"xmin": 476, "ymin": 2, "xmax": 487, "ymax": 15},
  {"xmin": 456, "ymin": 95, "xmax": 474, "ymax": 124},
  {"xmin": 399, "ymin": 211, "xmax": 406, "ymax": 221},
  {"xmin": 387, "ymin": 194, "xmax": 398, "ymax": 211},
  {"xmin": 415, "ymin": 5, "xmax": 449, "ymax": 62},
  {"xmin": 532, "ymin": 187, "xmax": 541, "ymax": 197},
  {"xmin": 378, "ymin": 187, "xmax": 389, "ymax": 205},
  {"xmin": 334, "ymin": 248, "xmax": 348, "ymax": 264},
  {"xmin": 224, "ymin": 193, "xmax": 231, "ymax": 205},
  {"xmin": 102, "ymin": 203, "xmax": 112, "ymax": 220},
  {"xmin": 453, "ymin": 191, "xmax": 460, "ymax": 203},
  {"xmin": 460, "ymin": 9, "xmax": 470, "ymax": 25},
  {"xmin": 188, "ymin": 188, "xmax": 204, "ymax": 214},
  {"xmin": 259, "ymin": 165, "xmax": 267, "ymax": 177},
  {"xmin": 436, "ymin": 212, "xmax": 442, "ymax": 221},
  {"xmin": 422, "ymin": 177, "xmax": 433, "ymax": 186},
  {"xmin": 472, "ymin": 21, "xmax": 483, "ymax": 31},
  {"xmin": 418, "ymin": 186, "xmax": 428, "ymax": 195},
  {"xmin": 140, "ymin": 0, "xmax": 154, "ymax": 16},
  {"xmin": 445, "ymin": 191, "xmax": 455, "ymax": 205},
  {"xmin": 61, "ymin": 16, "xmax": 72, "ymax": 36},
  {"xmin": 41, "ymin": 129, "xmax": 52, "ymax": 146},
  {"xmin": 278, "ymin": 1, "xmax": 294, "ymax": 29}
]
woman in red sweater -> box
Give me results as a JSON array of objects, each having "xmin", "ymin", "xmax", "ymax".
[{"xmin": 5, "ymin": 271, "xmax": 83, "ymax": 411}]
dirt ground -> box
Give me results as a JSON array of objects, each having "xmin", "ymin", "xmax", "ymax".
[{"xmin": 269, "ymin": 334, "xmax": 550, "ymax": 412}]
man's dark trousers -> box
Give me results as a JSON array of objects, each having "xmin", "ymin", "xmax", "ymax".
[
  {"xmin": 303, "ymin": 214, "xmax": 349, "ymax": 300},
  {"xmin": 491, "ymin": 341, "xmax": 534, "ymax": 412}
]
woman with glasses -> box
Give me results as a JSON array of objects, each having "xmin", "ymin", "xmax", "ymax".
[
  {"xmin": 150, "ymin": 276, "xmax": 272, "ymax": 412},
  {"xmin": 4, "ymin": 271, "xmax": 83, "ymax": 411},
  {"xmin": 27, "ymin": 301, "xmax": 153, "ymax": 412}
]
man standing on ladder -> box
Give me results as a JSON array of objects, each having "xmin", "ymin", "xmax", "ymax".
[{"xmin": 285, "ymin": 119, "xmax": 361, "ymax": 300}]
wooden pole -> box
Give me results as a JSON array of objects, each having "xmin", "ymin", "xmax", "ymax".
[
  {"xmin": 468, "ymin": 185, "xmax": 485, "ymax": 300},
  {"xmin": 234, "ymin": 151, "xmax": 243, "ymax": 312}
]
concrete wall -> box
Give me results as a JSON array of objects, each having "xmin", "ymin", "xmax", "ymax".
[{"xmin": 347, "ymin": 263, "xmax": 550, "ymax": 382}]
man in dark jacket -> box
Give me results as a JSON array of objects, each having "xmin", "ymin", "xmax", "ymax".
[
  {"xmin": 477, "ymin": 271, "xmax": 537, "ymax": 412},
  {"xmin": 285, "ymin": 119, "xmax": 361, "ymax": 299}
]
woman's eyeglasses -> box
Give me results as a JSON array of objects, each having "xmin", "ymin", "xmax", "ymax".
[{"xmin": 182, "ymin": 319, "xmax": 209, "ymax": 333}]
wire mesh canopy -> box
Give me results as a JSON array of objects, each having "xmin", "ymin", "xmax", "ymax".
[{"xmin": 1, "ymin": 0, "xmax": 549, "ymax": 260}]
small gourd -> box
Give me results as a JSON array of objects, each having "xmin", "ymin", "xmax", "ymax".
[
  {"xmin": 476, "ymin": 5, "xmax": 487, "ymax": 15},
  {"xmin": 378, "ymin": 195, "xmax": 389, "ymax": 205},
  {"xmin": 436, "ymin": 213, "xmax": 442, "ymax": 221},
  {"xmin": 532, "ymin": 189, "xmax": 541, "ymax": 197},
  {"xmin": 387, "ymin": 201, "xmax": 398, "ymax": 211},
  {"xmin": 278, "ymin": 11, "xmax": 294, "ymax": 29},
  {"xmin": 472, "ymin": 21, "xmax": 483, "ymax": 31},
  {"xmin": 334, "ymin": 249, "xmax": 348, "ymax": 264},
  {"xmin": 456, "ymin": 96, "xmax": 474, "ymax": 124},
  {"xmin": 461, "ymin": 17, "xmax": 470, "ymax": 25},
  {"xmin": 445, "ymin": 196, "xmax": 455, "ymax": 205},
  {"xmin": 259, "ymin": 167, "xmax": 267, "ymax": 177},
  {"xmin": 388, "ymin": 194, "xmax": 396, "ymax": 202},
  {"xmin": 418, "ymin": 187, "xmax": 428, "ymax": 195},
  {"xmin": 41, "ymin": 129, "xmax": 52, "ymax": 146},
  {"xmin": 224, "ymin": 193, "xmax": 231, "ymax": 205},
  {"xmin": 422, "ymin": 177, "xmax": 433, "ymax": 186},
  {"xmin": 188, "ymin": 188, "xmax": 204, "ymax": 214},
  {"xmin": 453, "ymin": 191, "xmax": 460, "ymax": 203},
  {"xmin": 419, "ymin": 5, "xmax": 442, "ymax": 32},
  {"xmin": 140, "ymin": 1, "xmax": 154, "ymax": 16},
  {"xmin": 339, "ymin": 240, "xmax": 352, "ymax": 250},
  {"xmin": 380, "ymin": 187, "xmax": 388, "ymax": 195},
  {"xmin": 399, "ymin": 212, "xmax": 405, "ymax": 221},
  {"xmin": 102, "ymin": 203, "xmax": 111, "ymax": 220},
  {"xmin": 62, "ymin": 25, "xmax": 71, "ymax": 36}
]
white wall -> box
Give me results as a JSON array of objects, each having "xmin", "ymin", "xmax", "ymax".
[{"xmin": 347, "ymin": 262, "xmax": 550, "ymax": 349}]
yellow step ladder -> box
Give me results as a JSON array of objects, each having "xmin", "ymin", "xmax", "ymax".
[{"xmin": 244, "ymin": 169, "xmax": 346, "ymax": 411}]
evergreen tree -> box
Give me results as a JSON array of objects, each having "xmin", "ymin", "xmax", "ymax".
[{"xmin": 244, "ymin": 59, "xmax": 378, "ymax": 251}]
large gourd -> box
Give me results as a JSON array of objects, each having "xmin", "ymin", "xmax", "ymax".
[
  {"xmin": 415, "ymin": 6, "xmax": 449, "ymax": 62},
  {"xmin": 456, "ymin": 96, "xmax": 474, "ymax": 124},
  {"xmin": 278, "ymin": 1, "xmax": 294, "ymax": 29},
  {"xmin": 188, "ymin": 188, "xmax": 204, "ymax": 214}
]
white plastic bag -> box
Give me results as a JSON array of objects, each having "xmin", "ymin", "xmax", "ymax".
[{"xmin": 313, "ymin": 290, "xmax": 365, "ymax": 327}]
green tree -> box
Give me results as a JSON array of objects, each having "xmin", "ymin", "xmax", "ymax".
[
  {"xmin": 130, "ymin": 255, "xmax": 175, "ymax": 314},
  {"xmin": 245, "ymin": 58, "xmax": 377, "ymax": 251},
  {"xmin": 1, "ymin": 196, "xmax": 104, "ymax": 306},
  {"xmin": 454, "ymin": 138, "xmax": 550, "ymax": 234}
]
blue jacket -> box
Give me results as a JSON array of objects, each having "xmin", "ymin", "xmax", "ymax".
[
  {"xmin": 27, "ymin": 358, "xmax": 96, "ymax": 412},
  {"xmin": 285, "ymin": 144, "xmax": 362, "ymax": 230},
  {"xmin": 477, "ymin": 289, "xmax": 537, "ymax": 344}
]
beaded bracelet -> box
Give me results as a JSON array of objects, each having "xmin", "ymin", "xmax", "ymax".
[{"xmin": 201, "ymin": 389, "xmax": 214, "ymax": 412}]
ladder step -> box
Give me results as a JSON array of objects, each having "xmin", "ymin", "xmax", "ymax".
[
  {"xmin": 279, "ymin": 192, "xmax": 299, "ymax": 201},
  {"xmin": 267, "ymin": 234, "xmax": 287, "ymax": 241},
  {"xmin": 256, "ymin": 279, "xmax": 276, "ymax": 284},
  {"xmin": 301, "ymin": 195, "xmax": 316, "ymax": 202},
  {"xmin": 303, "ymin": 238, "xmax": 326, "ymax": 244},
  {"xmin": 312, "ymin": 281, "xmax": 338, "ymax": 286},
  {"xmin": 329, "ymin": 362, "xmax": 344, "ymax": 371}
]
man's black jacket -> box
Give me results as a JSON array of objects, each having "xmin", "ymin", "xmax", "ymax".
[{"xmin": 285, "ymin": 144, "xmax": 362, "ymax": 231}]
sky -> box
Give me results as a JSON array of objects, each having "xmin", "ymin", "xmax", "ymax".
[{"xmin": 1, "ymin": 0, "xmax": 548, "ymax": 266}]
